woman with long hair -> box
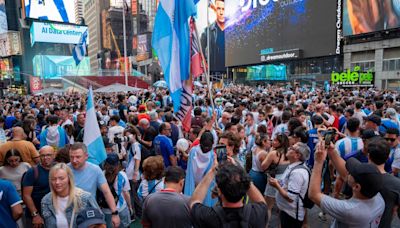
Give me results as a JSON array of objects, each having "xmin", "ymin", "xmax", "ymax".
[
  {"xmin": 41, "ymin": 163, "xmax": 101, "ymax": 227},
  {"xmin": 249, "ymin": 134, "xmax": 270, "ymax": 193},
  {"xmin": 0, "ymin": 148, "xmax": 31, "ymax": 195},
  {"xmin": 22, "ymin": 117, "xmax": 40, "ymax": 147},
  {"xmin": 261, "ymin": 134, "xmax": 290, "ymax": 222},
  {"xmin": 102, "ymin": 153, "xmax": 132, "ymax": 228}
]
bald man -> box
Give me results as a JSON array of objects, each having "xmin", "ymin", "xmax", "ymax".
[{"xmin": 0, "ymin": 127, "xmax": 39, "ymax": 166}]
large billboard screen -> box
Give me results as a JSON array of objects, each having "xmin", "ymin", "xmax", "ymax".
[
  {"xmin": 30, "ymin": 22, "xmax": 88, "ymax": 46},
  {"xmin": 24, "ymin": 0, "xmax": 76, "ymax": 24},
  {"xmin": 247, "ymin": 64, "xmax": 287, "ymax": 81},
  {"xmin": 196, "ymin": 0, "xmax": 226, "ymax": 73},
  {"xmin": 343, "ymin": 1, "xmax": 400, "ymax": 36},
  {"xmin": 225, "ymin": 0, "xmax": 338, "ymax": 67},
  {"xmin": 32, "ymin": 55, "xmax": 90, "ymax": 79}
]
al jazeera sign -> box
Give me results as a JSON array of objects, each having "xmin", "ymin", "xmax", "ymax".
[
  {"xmin": 331, "ymin": 66, "xmax": 374, "ymax": 87},
  {"xmin": 30, "ymin": 22, "xmax": 88, "ymax": 46}
]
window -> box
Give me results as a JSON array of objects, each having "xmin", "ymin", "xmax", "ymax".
[{"xmin": 383, "ymin": 58, "xmax": 400, "ymax": 71}]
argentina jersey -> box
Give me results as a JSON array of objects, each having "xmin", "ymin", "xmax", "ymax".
[{"xmin": 335, "ymin": 137, "xmax": 364, "ymax": 159}]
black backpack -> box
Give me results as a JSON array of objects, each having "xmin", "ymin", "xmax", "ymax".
[
  {"xmin": 96, "ymin": 175, "xmax": 120, "ymax": 209},
  {"xmin": 287, "ymin": 163, "xmax": 314, "ymax": 219},
  {"xmin": 213, "ymin": 204, "xmax": 252, "ymax": 228}
]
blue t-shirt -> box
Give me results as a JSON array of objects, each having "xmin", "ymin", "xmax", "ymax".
[
  {"xmin": 153, "ymin": 135, "xmax": 175, "ymax": 167},
  {"xmin": 0, "ymin": 179, "xmax": 23, "ymax": 228},
  {"xmin": 5, "ymin": 116, "xmax": 15, "ymax": 129},
  {"xmin": 68, "ymin": 162, "xmax": 106, "ymax": 198},
  {"xmin": 307, "ymin": 128, "xmax": 319, "ymax": 168},
  {"xmin": 21, "ymin": 165, "xmax": 50, "ymax": 213}
]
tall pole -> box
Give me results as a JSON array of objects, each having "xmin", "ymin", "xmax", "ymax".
[
  {"xmin": 207, "ymin": 2, "xmax": 210, "ymax": 86},
  {"xmin": 123, "ymin": 0, "xmax": 128, "ymax": 86}
]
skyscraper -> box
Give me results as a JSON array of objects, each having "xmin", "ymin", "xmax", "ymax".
[
  {"xmin": 74, "ymin": 0, "xmax": 84, "ymax": 24},
  {"xmin": 84, "ymin": 0, "xmax": 109, "ymax": 73}
]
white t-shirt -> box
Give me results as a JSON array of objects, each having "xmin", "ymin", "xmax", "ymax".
[
  {"xmin": 55, "ymin": 196, "xmax": 70, "ymax": 228},
  {"xmin": 320, "ymin": 193, "xmax": 385, "ymax": 228},
  {"xmin": 126, "ymin": 142, "xmax": 141, "ymax": 181}
]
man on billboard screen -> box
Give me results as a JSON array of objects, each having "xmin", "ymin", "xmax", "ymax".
[
  {"xmin": 201, "ymin": 0, "xmax": 225, "ymax": 73},
  {"xmin": 345, "ymin": 0, "xmax": 400, "ymax": 35}
]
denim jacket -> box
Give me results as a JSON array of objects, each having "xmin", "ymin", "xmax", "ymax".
[{"xmin": 41, "ymin": 188, "xmax": 100, "ymax": 227}]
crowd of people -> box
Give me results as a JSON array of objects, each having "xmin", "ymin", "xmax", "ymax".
[{"xmin": 0, "ymin": 84, "xmax": 400, "ymax": 228}]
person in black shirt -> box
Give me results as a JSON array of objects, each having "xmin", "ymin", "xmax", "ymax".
[
  {"xmin": 367, "ymin": 138, "xmax": 400, "ymax": 228},
  {"xmin": 190, "ymin": 161, "xmax": 268, "ymax": 228}
]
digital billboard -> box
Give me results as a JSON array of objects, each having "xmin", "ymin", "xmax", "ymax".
[
  {"xmin": 247, "ymin": 64, "xmax": 287, "ymax": 81},
  {"xmin": 32, "ymin": 55, "xmax": 90, "ymax": 79},
  {"xmin": 30, "ymin": 22, "xmax": 88, "ymax": 46},
  {"xmin": 225, "ymin": 0, "xmax": 338, "ymax": 67},
  {"xmin": 343, "ymin": 0, "xmax": 400, "ymax": 36},
  {"xmin": 23, "ymin": 0, "xmax": 76, "ymax": 24},
  {"xmin": 0, "ymin": 0, "xmax": 7, "ymax": 34},
  {"xmin": 196, "ymin": 0, "xmax": 226, "ymax": 73}
]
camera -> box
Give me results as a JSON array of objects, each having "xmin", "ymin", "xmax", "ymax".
[{"xmin": 114, "ymin": 133, "xmax": 130, "ymax": 144}]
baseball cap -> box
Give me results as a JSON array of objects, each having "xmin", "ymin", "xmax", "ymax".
[
  {"xmin": 385, "ymin": 108, "xmax": 397, "ymax": 118},
  {"xmin": 105, "ymin": 153, "xmax": 119, "ymax": 166},
  {"xmin": 76, "ymin": 207, "xmax": 106, "ymax": 228},
  {"xmin": 345, "ymin": 157, "xmax": 383, "ymax": 198},
  {"xmin": 361, "ymin": 129, "xmax": 380, "ymax": 140},
  {"xmin": 138, "ymin": 105, "xmax": 146, "ymax": 112},
  {"xmin": 365, "ymin": 114, "xmax": 381, "ymax": 126}
]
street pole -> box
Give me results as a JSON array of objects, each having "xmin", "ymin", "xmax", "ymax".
[{"xmin": 123, "ymin": 0, "xmax": 128, "ymax": 86}]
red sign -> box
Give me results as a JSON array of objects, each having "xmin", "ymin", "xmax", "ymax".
[
  {"xmin": 132, "ymin": 0, "xmax": 137, "ymax": 15},
  {"xmin": 30, "ymin": 76, "xmax": 43, "ymax": 93}
]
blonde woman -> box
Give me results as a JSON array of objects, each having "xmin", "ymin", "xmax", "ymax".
[{"xmin": 41, "ymin": 163, "xmax": 101, "ymax": 228}]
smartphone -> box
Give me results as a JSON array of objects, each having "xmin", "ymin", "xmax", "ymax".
[{"xmin": 215, "ymin": 144, "xmax": 227, "ymax": 162}]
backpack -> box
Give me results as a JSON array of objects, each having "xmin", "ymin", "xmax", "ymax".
[
  {"xmin": 287, "ymin": 163, "xmax": 314, "ymax": 220},
  {"xmin": 213, "ymin": 203, "xmax": 252, "ymax": 228},
  {"xmin": 96, "ymin": 173, "xmax": 121, "ymax": 209}
]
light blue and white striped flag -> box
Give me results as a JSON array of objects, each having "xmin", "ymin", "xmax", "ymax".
[
  {"xmin": 152, "ymin": 0, "xmax": 196, "ymax": 118},
  {"xmin": 73, "ymin": 30, "xmax": 88, "ymax": 66},
  {"xmin": 84, "ymin": 86, "xmax": 106, "ymax": 165}
]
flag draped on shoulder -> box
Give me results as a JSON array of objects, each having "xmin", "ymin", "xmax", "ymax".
[
  {"xmin": 83, "ymin": 86, "xmax": 107, "ymax": 165},
  {"xmin": 152, "ymin": 0, "xmax": 196, "ymax": 132},
  {"xmin": 73, "ymin": 30, "xmax": 88, "ymax": 66}
]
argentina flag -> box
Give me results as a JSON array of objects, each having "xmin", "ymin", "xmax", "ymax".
[
  {"xmin": 152, "ymin": 0, "xmax": 196, "ymax": 120},
  {"xmin": 72, "ymin": 30, "xmax": 88, "ymax": 66},
  {"xmin": 84, "ymin": 86, "xmax": 107, "ymax": 165}
]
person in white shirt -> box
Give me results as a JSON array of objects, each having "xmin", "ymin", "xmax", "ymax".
[
  {"xmin": 310, "ymin": 141, "xmax": 385, "ymax": 228},
  {"xmin": 269, "ymin": 142, "xmax": 310, "ymax": 228},
  {"xmin": 108, "ymin": 115, "xmax": 127, "ymax": 159},
  {"xmin": 41, "ymin": 163, "xmax": 101, "ymax": 228}
]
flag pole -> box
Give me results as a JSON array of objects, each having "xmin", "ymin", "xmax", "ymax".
[{"xmin": 192, "ymin": 18, "xmax": 215, "ymax": 113}]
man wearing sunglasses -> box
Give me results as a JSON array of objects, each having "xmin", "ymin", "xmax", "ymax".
[{"xmin": 384, "ymin": 128, "xmax": 400, "ymax": 176}]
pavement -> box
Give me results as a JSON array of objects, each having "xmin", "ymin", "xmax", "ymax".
[{"xmin": 130, "ymin": 204, "xmax": 400, "ymax": 228}]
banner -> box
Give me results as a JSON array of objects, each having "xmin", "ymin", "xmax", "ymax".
[
  {"xmin": 30, "ymin": 76, "xmax": 43, "ymax": 93},
  {"xmin": 30, "ymin": 22, "xmax": 89, "ymax": 46},
  {"xmin": 137, "ymin": 34, "xmax": 149, "ymax": 61},
  {"xmin": 331, "ymin": 66, "xmax": 374, "ymax": 87}
]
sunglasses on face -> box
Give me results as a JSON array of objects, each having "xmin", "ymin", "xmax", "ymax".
[{"xmin": 385, "ymin": 138, "xmax": 396, "ymax": 142}]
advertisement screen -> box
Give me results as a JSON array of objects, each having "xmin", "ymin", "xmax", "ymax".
[
  {"xmin": 247, "ymin": 64, "xmax": 287, "ymax": 81},
  {"xmin": 225, "ymin": 0, "xmax": 337, "ymax": 67},
  {"xmin": 24, "ymin": 0, "xmax": 76, "ymax": 23},
  {"xmin": 30, "ymin": 22, "xmax": 88, "ymax": 46},
  {"xmin": 0, "ymin": 0, "xmax": 7, "ymax": 34},
  {"xmin": 343, "ymin": 1, "xmax": 400, "ymax": 36},
  {"xmin": 196, "ymin": 0, "xmax": 225, "ymax": 73},
  {"xmin": 32, "ymin": 55, "xmax": 90, "ymax": 79}
]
